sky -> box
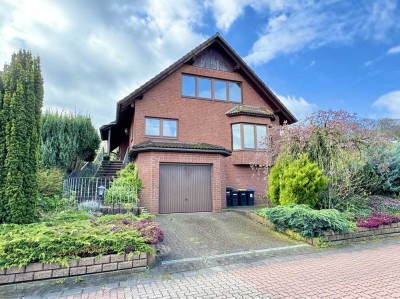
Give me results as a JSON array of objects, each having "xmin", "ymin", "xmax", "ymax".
[{"xmin": 0, "ymin": 0, "xmax": 399, "ymax": 127}]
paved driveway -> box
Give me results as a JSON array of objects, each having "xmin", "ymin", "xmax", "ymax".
[{"xmin": 155, "ymin": 211, "xmax": 307, "ymax": 271}]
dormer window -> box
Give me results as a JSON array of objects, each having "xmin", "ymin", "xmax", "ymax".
[{"xmin": 182, "ymin": 74, "xmax": 242, "ymax": 103}]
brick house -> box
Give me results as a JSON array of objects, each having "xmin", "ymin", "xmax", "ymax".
[{"xmin": 100, "ymin": 33, "xmax": 296, "ymax": 214}]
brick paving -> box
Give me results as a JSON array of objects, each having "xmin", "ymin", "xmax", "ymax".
[{"xmin": 4, "ymin": 236, "xmax": 400, "ymax": 298}]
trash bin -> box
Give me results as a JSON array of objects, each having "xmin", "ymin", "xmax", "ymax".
[
  {"xmin": 226, "ymin": 186, "xmax": 233, "ymax": 207},
  {"xmin": 247, "ymin": 189, "xmax": 255, "ymax": 206},
  {"xmin": 231, "ymin": 188, "xmax": 239, "ymax": 206},
  {"xmin": 238, "ymin": 189, "xmax": 247, "ymax": 206}
]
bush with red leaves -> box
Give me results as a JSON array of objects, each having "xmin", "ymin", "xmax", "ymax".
[{"xmin": 357, "ymin": 212, "xmax": 400, "ymax": 228}]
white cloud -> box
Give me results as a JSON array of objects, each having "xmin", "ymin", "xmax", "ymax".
[
  {"xmin": 362, "ymin": 0, "xmax": 398, "ymax": 41},
  {"xmin": 372, "ymin": 91, "xmax": 400, "ymax": 118},
  {"xmin": 305, "ymin": 60, "xmax": 316, "ymax": 70},
  {"xmin": 387, "ymin": 45, "xmax": 400, "ymax": 55},
  {"xmin": 0, "ymin": 0, "xmax": 206, "ymax": 126},
  {"xmin": 207, "ymin": 0, "xmax": 250, "ymax": 32},
  {"xmin": 207, "ymin": 0, "xmax": 304, "ymax": 33},
  {"xmin": 246, "ymin": 9, "xmax": 321, "ymax": 65},
  {"xmin": 243, "ymin": 0, "xmax": 400, "ymax": 65},
  {"xmin": 277, "ymin": 94, "xmax": 318, "ymax": 120}
]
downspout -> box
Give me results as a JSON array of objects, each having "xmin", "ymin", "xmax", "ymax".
[{"xmin": 107, "ymin": 128, "xmax": 111, "ymax": 155}]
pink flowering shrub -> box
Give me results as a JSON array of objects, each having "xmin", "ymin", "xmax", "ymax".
[
  {"xmin": 357, "ymin": 212, "xmax": 400, "ymax": 228},
  {"xmin": 254, "ymin": 110, "xmax": 396, "ymax": 209},
  {"xmin": 122, "ymin": 218, "xmax": 164, "ymax": 245}
]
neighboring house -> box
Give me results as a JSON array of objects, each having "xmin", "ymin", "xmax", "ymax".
[{"xmin": 100, "ymin": 33, "xmax": 296, "ymax": 214}]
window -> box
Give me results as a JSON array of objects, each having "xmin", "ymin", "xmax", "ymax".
[
  {"xmin": 243, "ymin": 124, "xmax": 255, "ymax": 149},
  {"xmin": 229, "ymin": 82, "xmax": 241, "ymax": 102},
  {"xmin": 231, "ymin": 123, "xmax": 268, "ymax": 150},
  {"xmin": 214, "ymin": 80, "xmax": 227, "ymax": 101},
  {"xmin": 145, "ymin": 118, "xmax": 178, "ymax": 138},
  {"xmin": 232, "ymin": 124, "xmax": 241, "ymax": 150},
  {"xmin": 182, "ymin": 75, "xmax": 196, "ymax": 97},
  {"xmin": 162, "ymin": 119, "xmax": 178, "ymax": 137},
  {"xmin": 256, "ymin": 125, "xmax": 267, "ymax": 148},
  {"xmin": 198, "ymin": 77, "xmax": 212, "ymax": 99},
  {"xmin": 145, "ymin": 118, "xmax": 160, "ymax": 136},
  {"xmin": 181, "ymin": 74, "xmax": 241, "ymax": 102}
]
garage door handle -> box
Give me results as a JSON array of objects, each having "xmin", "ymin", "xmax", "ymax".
[{"xmin": 185, "ymin": 198, "xmax": 188, "ymax": 201}]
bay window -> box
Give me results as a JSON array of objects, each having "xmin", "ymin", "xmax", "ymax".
[{"xmin": 232, "ymin": 123, "xmax": 267, "ymax": 150}]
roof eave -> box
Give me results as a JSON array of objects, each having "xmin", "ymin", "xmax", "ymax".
[
  {"xmin": 129, "ymin": 146, "xmax": 232, "ymax": 158},
  {"xmin": 225, "ymin": 112, "xmax": 276, "ymax": 120}
]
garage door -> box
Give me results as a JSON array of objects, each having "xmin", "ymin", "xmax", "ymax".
[{"xmin": 159, "ymin": 164, "xmax": 212, "ymax": 213}]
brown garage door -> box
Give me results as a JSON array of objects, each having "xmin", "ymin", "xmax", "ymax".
[{"xmin": 159, "ymin": 163, "xmax": 212, "ymax": 213}]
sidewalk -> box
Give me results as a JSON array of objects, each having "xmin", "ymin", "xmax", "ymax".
[{"xmin": 3, "ymin": 236, "xmax": 400, "ymax": 298}]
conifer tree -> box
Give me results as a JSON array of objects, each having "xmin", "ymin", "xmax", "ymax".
[
  {"xmin": 0, "ymin": 71, "xmax": 6, "ymax": 218},
  {"xmin": 0, "ymin": 50, "xmax": 43, "ymax": 223},
  {"xmin": 40, "ymin": 111, "xmax": 100, "ymax": 173}
]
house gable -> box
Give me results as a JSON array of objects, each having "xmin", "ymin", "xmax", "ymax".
[
  {"xmin": 192, "ymin": 46, "xmax": 235, "ymax": 72},
  {"xmin": 113, "ymin": 33, "xmax": 296, "ymax": 127}
]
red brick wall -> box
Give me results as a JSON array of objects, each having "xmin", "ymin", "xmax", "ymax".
[
  {"xmin": 127, "ymin": 64, "xmax": 282, "ymax": 210},
  {"xmin": 132, "ymin": 64, "xmax": 279, "ymax": 149},
  {"xmin": 134, "ymin": 151, "xmax": 225, "ymax": 214}
]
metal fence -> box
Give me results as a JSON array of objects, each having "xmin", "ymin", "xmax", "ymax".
[{"xmin": 63, "ymin": 176, "xmax": 139, "ymax": 214}]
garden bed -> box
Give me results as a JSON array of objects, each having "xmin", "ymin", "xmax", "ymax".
[
  {"xmin": 0, "ymin": 211, "xmax": 163, "ymax": 285},
  {"xmin": 239, "ymin": 210, "xmax": 400, "ymax": 246}
]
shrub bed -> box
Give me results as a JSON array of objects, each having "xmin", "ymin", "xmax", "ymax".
[
  {"xmin": 356, "ymin": 211, "xmax": 400, "ymax": 228},
  {"xmin": 367, "ymin": 195, "xmax": 400, "ymax": 215},
  {"xmin": 0, "ymin": 211, "xmax": 163, "ymax": 270},
  {"xmin": 258, "ymin": 204, "xmax": 354, "ymax": 238}
]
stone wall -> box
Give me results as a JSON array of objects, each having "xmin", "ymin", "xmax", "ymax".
[
  {"xmin": 321, "ymin": 223, "xmax": 400, "ymax": 243},
  {"xmin": 0, "ymin": 253, "xmax": 150, "ymax": 285},
  {"xmin": 241, "ymin": 210, "xmax": 400, "ymax": 246}
]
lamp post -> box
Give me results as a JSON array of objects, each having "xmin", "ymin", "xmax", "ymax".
[{"xmin": 97, "ymin": 185, "xmax": 106, "ymax": 206}]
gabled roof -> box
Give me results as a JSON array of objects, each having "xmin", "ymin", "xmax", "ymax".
[
  {"xmin": 114, "ymin": 33, "xmax": 297, "ymax": 125},
  {"xmin": 226, "ymin": 105, "xmax": 275, "ymax": 119},
  {"xmin": 129, "ymin": 140, "xmax": 232, "ymax": 157}
]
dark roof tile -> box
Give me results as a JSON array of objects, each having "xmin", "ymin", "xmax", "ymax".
[
  {"xmin": 130, "ymin": 140, "xmax": 231, "ymax": 156},
  {"xmin": 226, "ymin": 105, "xmax": 275, "ymax": 118}
]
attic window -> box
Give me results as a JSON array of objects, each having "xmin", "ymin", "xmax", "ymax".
[
  {"xmin": 229, "ymin": 82, "xmax": 241, "ymax": 103},
  {"xmin": 214, "ymin": 80, "xmax": 227, "ymax": 101},
  {"xmin": 198, "ymin": 77, "xmax": 212, "ymax": 99},
  {"xmin": 182, "ymin": 75, "xmax": 196, "ymax": 97},
  {"xmin": 182, "ymin": 74, "xmax": 242, "ymax": 103}
]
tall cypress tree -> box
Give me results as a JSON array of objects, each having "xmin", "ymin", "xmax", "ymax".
[
  {"xmin": 0, "ymin": 50, "xmax": 43, "ymax": 224},
  {"xmin": 0, "ymin": 70, "xmax": 6, "ymax": 219}
]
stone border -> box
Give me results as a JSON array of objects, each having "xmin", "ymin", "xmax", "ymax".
[
  {"xmin": 0, "ymin": 253, "xmax": 153, "ymax": 285},
  {"xmin": 237, "ymin": 210, "xmax": 400, "ymax": 246}
]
